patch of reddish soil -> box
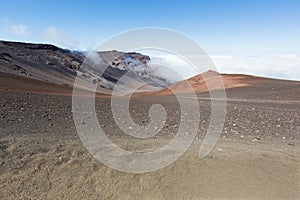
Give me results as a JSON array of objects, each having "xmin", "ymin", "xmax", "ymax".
[{"xmin": 144, "ymin": 71, "xmax": 281, "ymax": 96}]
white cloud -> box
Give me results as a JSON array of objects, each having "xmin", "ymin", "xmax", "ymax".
[
  {"xmin": 145, "ymin": 53, "xmax": 300, "ymax": 81},
  {"xmin": 0, "ymin": 18, "xmax": 27, "ymax": 36},
  {"xmin": 146, "ymin": 55, "xmax": 198, "ymax": 82},
  {"xmin": 10, "ymin": 24, "xmax": 27, "ymax": 36},
  {"xmin": 210, "ymin": 55, "xmax": 300, "ymax": 81},
  {"xmin": 43, "ymin": 26, "xmax": 79, "ymax": 49}
]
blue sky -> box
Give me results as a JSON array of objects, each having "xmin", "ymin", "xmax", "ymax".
[{"xmin": 0, "ymin": 0, "xmax": 300, "ymax": 80}]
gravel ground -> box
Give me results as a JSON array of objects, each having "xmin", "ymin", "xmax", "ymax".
[{"xmin": 0, "ymin": 89, "xmax": 299, "ymax": 199}]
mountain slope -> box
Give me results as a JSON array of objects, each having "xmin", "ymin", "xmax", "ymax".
[
  {"xmin": 0, "ymin": 41, "xmax": 169, "ymax": 94},
  {"xmin": 0, "ymin": 41, "xmax": 83, "ymax": 87},
  {"xmin": 142, "ymin": 70, "xmax": 300, "ymax": 100}
]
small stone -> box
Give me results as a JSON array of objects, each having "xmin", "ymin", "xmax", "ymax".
[
  {"xmin": 129, "ymin": 127, "xmax": 133, "ymax": 130},
  {"xmin": 240, "ymin": 135, "xmax": 244, "ymax": 138},
  {"xmin": 282, "ymin": 136, "xmax": 286, "ymax": 140},
  {"xmin": 252, "ymin": 136, "xmax": 260, "ymax": 142}
]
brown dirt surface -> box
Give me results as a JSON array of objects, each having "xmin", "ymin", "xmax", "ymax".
[
  {"xmin": 0, "ymin": 74, "xmax": 299, "ymax": 199},
  {"xmin": 145, "ymin": 70, "xmax": 300, "ymax": 97}
]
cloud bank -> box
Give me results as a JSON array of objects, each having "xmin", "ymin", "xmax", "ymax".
[
  {"xmin": 146, "ymin": 56, "xmax": 193, "ymax": 83},
  {"xmin": 211, "ymin": 55, "xmax": 300, "ymax": 81},
  {"xmin": 147, "ymin": 54, "xmax": 300, "ymax": 82}
]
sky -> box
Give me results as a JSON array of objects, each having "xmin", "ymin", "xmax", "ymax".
[{"xmin": 0, "ymin": 0, "xmax": 300, "ymax": 80}]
